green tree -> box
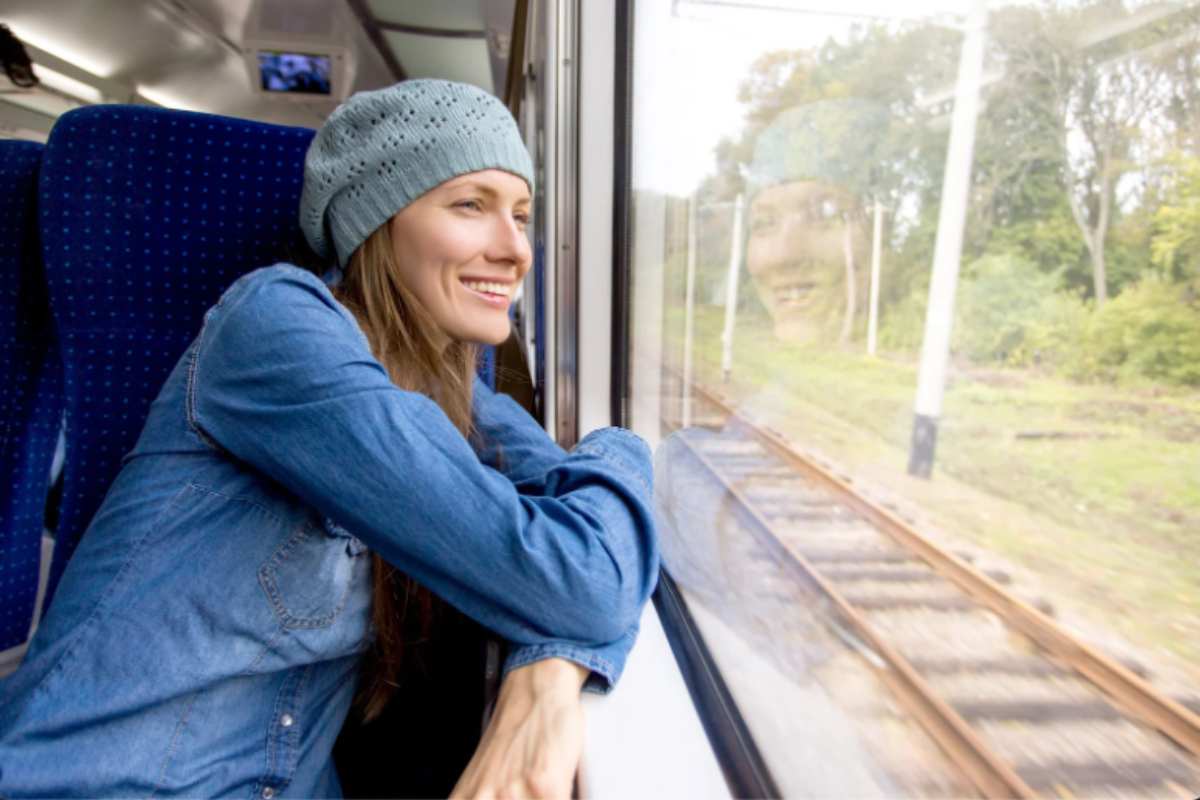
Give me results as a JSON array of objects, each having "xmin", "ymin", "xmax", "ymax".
[
  {"xmin": 953, "ymin": 254, "xmax": 1061, "ymax": 364},
  {"xmin": 1151, "ymin": 152, "xmax": 1200, "ymax": 286},
  {"xmin": 987, "ymin": 1, "xmax": 1195, "ymax": 305}
]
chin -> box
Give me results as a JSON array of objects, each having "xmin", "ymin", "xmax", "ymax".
[
  {"xmin": 457, "ymin": 321, "xmax": 511, "ymax": 347},
  {"xmin": 771, "ymin": 317, "xmax": 823, "ymax": 345}
]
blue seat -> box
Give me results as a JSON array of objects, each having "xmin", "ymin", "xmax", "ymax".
[
  {"xmin": 0, "ymin": 140, "xmax": 64, "ymax": 651},
  {"xmin": 37, "ymin": 106, "xmax": 317, "ymax": 606}
]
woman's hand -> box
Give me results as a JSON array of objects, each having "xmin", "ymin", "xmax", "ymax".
[{"xmin": 450, "ymin": 658, "xmax": 590, "ymax": 800}]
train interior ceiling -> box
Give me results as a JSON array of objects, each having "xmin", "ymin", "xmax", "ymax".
[
  {"xmin": 5, "ymin": 0, "xmax": 1200, "ymax": 798},
  {"xmin": 0, "ymin": 0, "xmax": 516, "ymax": 136}
]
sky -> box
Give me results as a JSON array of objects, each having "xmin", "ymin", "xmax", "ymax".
[{"xmin": 631, "ymin": 0, "xmax": 979, "ymax": 195}]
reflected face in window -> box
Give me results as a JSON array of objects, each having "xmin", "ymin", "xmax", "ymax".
[{"xmin": 747, "ymin": 180, "xmax": 865, "ymax": 344}]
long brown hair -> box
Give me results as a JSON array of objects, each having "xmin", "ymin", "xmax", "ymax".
[{"xmin": 330, "ymin": 221, "xmax": 479, "ymax": 721}]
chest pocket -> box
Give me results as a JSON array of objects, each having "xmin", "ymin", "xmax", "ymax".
[{"xmin": 259, "ymin": 515, "xmax": 369, "ymax": 629}]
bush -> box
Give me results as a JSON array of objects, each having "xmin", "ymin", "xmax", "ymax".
[
  {"xmin": 1012, "ymin": 289, "xmax": 1091, "ymax": 371},
  {"xmin": 953, "ymin": 254, "xmax": 1060, "ymax": 364},
  {"xmin": 1022, "ymin": 276, "xmax": 1200, "ymax": 385},
  {"xmin": 1082, "ymin": 276, "xmax": 1200, "ymax": 385},
  {"xmin": 878, "ymin": 285, "xmax": 928, "ymax": 353},
  {"xmin": 878, "ymin": 257, "xmax": 1200, "ymax": 387},
  {"xmin": 878, "ymin": 254, "xmax": 1065, "ymax": 362}
]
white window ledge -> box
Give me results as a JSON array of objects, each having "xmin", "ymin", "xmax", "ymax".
[{"xmin": 579, "ymin": 602, "xmax": 730, "ymax": 799}]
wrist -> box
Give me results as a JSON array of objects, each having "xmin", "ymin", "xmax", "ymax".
[{"xmin": 506, "ymin": 657, "xmax": 590, "ymax": 697}]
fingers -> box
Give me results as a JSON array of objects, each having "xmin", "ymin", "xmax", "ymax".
[
  {"xmin": 517, "ymin": 767, "xmax": 570, "ymax": 800},
  {"xmin": 455, "ymin": 767, "xmax": 573, "ymax": 800},
  {"xmin": 494, "ymin": 774, "xmax": 571, "ymax": 800}
]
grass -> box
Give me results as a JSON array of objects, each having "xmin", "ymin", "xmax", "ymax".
[{"xmin": 663, "ymin": 304, "xmax": 1200, "ymax": 676}]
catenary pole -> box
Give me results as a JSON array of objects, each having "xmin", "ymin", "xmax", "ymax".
[
  {"xmin": 867, "ymin": 197, "xmax": 884, "ymax": 357},
  {"xmin": 682, "ymin": 193, "xmax": 698, "ymax": 426},
  {"xmin": 908, "ymin": 0, "xmax": 987, "ymax": 477},
  {"xmin": 721, "ymin": 193, "xmax": 745, "ymax": 383}
]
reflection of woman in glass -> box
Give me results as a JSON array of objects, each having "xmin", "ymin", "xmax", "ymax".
[
  {"xmin": 652, "ymin": 100, "xmax": 897, "ymax": 793},
  {"xmin": 647, "ymin": 99, "xmax": 897, "ymax": 796},
  {"xmin": 660, "ymin": 99, "xmax": 892, "ymax": 610},
  {"xmin": 745, "ymin": 100, "xmax": 888, "ymax": 345}
]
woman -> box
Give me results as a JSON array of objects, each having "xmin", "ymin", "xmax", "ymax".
[{"xmin": 0, "ymin": 79, "xmax": 659, "ymax": 798}]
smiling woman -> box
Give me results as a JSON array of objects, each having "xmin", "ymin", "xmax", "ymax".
[
  {"xmin": 747, "ymin": 179, "xmax": 867, "ymax": 344},
  {"xmin": 0, "ymin": 78, "xmax": 659, "ymax": 800},
  {"xmin": 744, "ymin": 98, "xmax": 887, "ymax": 345}
]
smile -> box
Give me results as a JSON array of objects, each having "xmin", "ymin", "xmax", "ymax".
[
  {"xmin": 460, "ymin": 278, "xmax": 513, "ymax": 308},
  {"xmin": 772, "ymin": 281, "xmax": 818, "ymax": 309}
]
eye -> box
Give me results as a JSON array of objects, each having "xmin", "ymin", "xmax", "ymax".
[
  {"xmin": 454, "ymin": 198, "xmax": 484, "ymax": 212},
  {"xmin": 513, "ymin": 210, "xmax": 531, "ymax": 227}
]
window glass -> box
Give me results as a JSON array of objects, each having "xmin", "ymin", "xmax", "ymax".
[{"xmin": 628, "ymin": 1, "xmax": 1200, "ymax": 796}]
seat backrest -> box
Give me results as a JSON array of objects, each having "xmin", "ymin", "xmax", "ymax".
[
  {"xmin": 0, "ymin": 140, "xmax": 63, "ymax": 651},
  {"xmin": 38, "ymin": 106, "xmax": 316, "ymax": 605},
  {"xmin": 37, "ymin": 104, "xmax": 504, "ymax": 610}
]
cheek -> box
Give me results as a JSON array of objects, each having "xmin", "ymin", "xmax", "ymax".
[
  {"xmin": 396, "ymin": 252, "xmax": 444, "ymax": 302},
  {"xmin": 794, "ymin": 228, "xmax": 846, "ymax": 267},
  {"xmin": 405, "ymin": 239, "xmax": 475, "ymax": 297},
  {"xmin": 746, "ymin": 237, "xmax": 780, "ymax": 274},
  {"xmin": 427, "ymin": 231, "xmax": 477, "ymax": 270}
]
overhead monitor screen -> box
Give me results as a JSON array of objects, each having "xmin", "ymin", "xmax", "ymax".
[{"xmin": 257, "ymin": 51, "xmax": 331, "ymax": 95}]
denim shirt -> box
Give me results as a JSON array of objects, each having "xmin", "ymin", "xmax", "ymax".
[{"xmin": 0, "ymin": 264, "xmax": 659, "ymax": 798}]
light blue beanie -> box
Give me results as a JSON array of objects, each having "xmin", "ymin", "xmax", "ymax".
[
  {"xmin": 300, "ymin": 79, "xmax": 535, "ymax": 267},
  {"xmin": 747, "ymin": 98, "xmax": 889, "ymax": 195}
]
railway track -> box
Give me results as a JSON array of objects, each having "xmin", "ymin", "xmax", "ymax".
[{"xmin": 664, "ymin": 381, "xmax": 1200, "ymax": 798}]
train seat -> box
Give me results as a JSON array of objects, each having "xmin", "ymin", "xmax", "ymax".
[
  {"xmin": 36, "ymin": 105, "xmax": 317, "ymax": 608},
  {"xmin": 0, "ymin": 140, "xmax": 63, "ymax": 656}
]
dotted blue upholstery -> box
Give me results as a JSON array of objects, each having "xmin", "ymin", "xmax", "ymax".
[
  {"xmin": 0, "ymin": 140, "xmax": 63, "ymax": 651},
  {"xmin": 38, "ymin": 106, "xmax": 317, "ymax": 607}
]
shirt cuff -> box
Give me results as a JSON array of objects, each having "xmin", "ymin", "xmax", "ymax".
[
  {"xmin": 502, "ymin": 626, "xmax": 640, "ymax": 695},
  {"xmin": 571, "ymin": 427, "xmax": 654, "ymax": 498}
]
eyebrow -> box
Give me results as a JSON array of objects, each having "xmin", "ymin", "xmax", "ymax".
[{"xmin": 447, "ymin": 180, "xmax": 531, "ymax": 205}]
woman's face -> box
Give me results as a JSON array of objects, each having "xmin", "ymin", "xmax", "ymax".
[
  {"xmin": 388, "ymin": 169, "xmax": 532, "ymax": 346},
  {"xmin": 746, "ymin": 180, "xmax": 863, "ymax": 344}
]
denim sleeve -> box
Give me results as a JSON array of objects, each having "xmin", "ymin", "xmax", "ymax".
[
  {"xmin": 472, "ymin": 381, "xmax": 653, "ymax": 690},
  {"xmin": 470, "ymin": 378, "xmax": 566, "ymax": 487},
  {"xmin": 189, "ymin": 266, "xmax": 659, "ymax": 689}
]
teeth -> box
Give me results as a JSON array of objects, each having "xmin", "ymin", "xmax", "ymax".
[
  {"xmin": 775, "ymin": 283, "xmax": 815, "ymax": 300},
  {"xmin": 462, "ymin": 280, "xmax": 511, "ymax": 297}
]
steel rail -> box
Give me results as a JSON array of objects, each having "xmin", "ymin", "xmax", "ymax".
[
  {"xmin": 674, "ymin": 435, "xmax": 1036, "ymax": 799},
  {"xmin": 684, "ymin": 380, "xmax": 1200, "ymax": 762}
]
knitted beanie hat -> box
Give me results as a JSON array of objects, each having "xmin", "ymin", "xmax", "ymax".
[
  {"xmin": 300, "ymin": 79, "xmax": 535, "ymax": 267},
  {"xmin": 747, "ymin": 98, "xmax": 889, "ymax": 195}
]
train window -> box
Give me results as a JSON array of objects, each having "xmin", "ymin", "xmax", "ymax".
[{"xmin": 625, "ymin": 0, "xmax": 1200, "ymax": 796}]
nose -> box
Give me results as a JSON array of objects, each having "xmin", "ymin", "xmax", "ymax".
[
  {"xmin": 749, "ymin": 213, "xmax": 822, "ymax": 275},
  {"xmin": 747, "ymin": 227, "xmax": 787, "ymax": 275},
  {"xmin": 485, "ymin": 213, "xmax": 532, "ymax": 277}
]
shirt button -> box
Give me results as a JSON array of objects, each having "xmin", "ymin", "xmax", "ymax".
[
  {"xmin": 280, "ymin": 713, "xmax": 295, "ymax": 728},
  {"xmin": 262, "ymin": 788, "xmax": 275, "ymax": 799}
]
